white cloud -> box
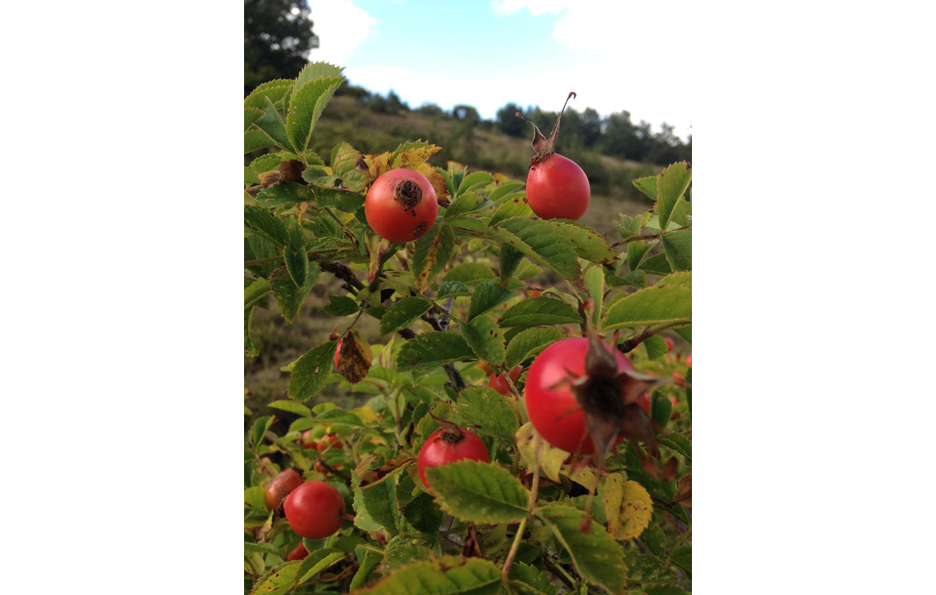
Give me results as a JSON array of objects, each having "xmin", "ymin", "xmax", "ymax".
[
  {"xmin": 345, "ymin": 65, "xmax": 411, "ymax": 95},
  {"xmin": 306, "ymin": 0, "xmax": 376, "ymax": 67}
]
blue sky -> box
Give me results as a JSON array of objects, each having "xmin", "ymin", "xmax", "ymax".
[{"xmin": 307, "ymin": 0, "xmax": 692, "ymax": 138}]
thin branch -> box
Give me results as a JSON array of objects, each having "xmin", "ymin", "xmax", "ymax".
[
  {"xmin": 320, "ymin": 262, "xmax": 365, "ymax": 291},
  {"xmin": 611, "ymin": 224, "xmax": 691, "ymax": 247},
  {"xmin": 617, "ymin": 328, "xmax": 656, "ymax": 354},
  {"xmin": 503, "ymin": 433, "xmax": 542, "ymax": 579}
]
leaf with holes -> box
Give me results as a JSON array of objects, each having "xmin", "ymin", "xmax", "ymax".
[{"xmin": 425, "ymin": 461, "xmax": 529, "ymax": 523}]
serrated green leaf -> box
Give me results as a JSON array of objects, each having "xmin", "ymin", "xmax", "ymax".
[
  {"xmin": 349, "ymin": 549, "xmax": 382, "ymax": 591},
  {"xmin": 444, "ymin": 262, "xmax": 496, "ymax": 285},
  {"xmin": 413, "ymin": 224, "xmax": 456, "ymax": 291},
  {"xmin": 354, "ymin": 557, "xmax": 501, "ymax": 595},
  {"xmin": 458, "ymin": 316, "xmax": 506, "ymax": 367},
  {"xmin": 670, "ymin": 545, "xmax": 691, "ymax": 577},
  {"xmin": 288, "ymin": 340, "xmax": 338, "ymax": 402},
  {"xmin": 358, "ymin": 467, "xmax": 402, "ymax": 532},
  {"xmin": 536, "ymin": 504, "xmax": 626, "ymax": 594},
  {"xmin": 499, "ymin": 297, "xmax": 580, "ymax": 327},
  {"xmin": 380, "ymin": 297, "xmax": 432, "ymax": 335},
  {"xmin": 286, "ymin": 75, "xmax": 344, "ymax": 154},
  {"xmin": 245, "ymin": 205, "xmax": 288, "ymax": 246},
  {"xmin": 245, "ymin": 128, "xmax": 278, "ymax": 154},
  {"xmin": 643, "ymin": 335, "xmax": 668, "ymax": 360},
  {"xmin": 661, "ymin": 229, "xmax": 691, "ymax": 271},
  {"xmin": 488, "ymin": 196, "xmax": 533, "ymax": 227},
  {"xmin": 296, "ymin": 548, "xmax": 346, "ymax": 584},
  {"xmin": 397, "ymin": 332, "xmax": 474, "ymax": 373},
  {"xmin": 457, "ymin": 171, "xmax": 494, "ymax": 196},
  {"xmin": 456, "ymin": 387, "xmax": 519, "ymax": 442},
  {"xmin": 323, "ymin": 295, "xmax": 359, "ymax": 316},
  {"xmin": 655, "ymin": 162, "xmax": 691, "ymax": 231},
  {"xmin": 245, "ymin": 79, "xmax": 294, "ymax": 110},
  {"xmin": 636, "ymin": 252, "xmax": 672, "ymax": 276},
  {"xmin": 426, "ymin": 461, "xmax": 529, "ymax": 523},
  {"xmin": 247, "ymin": 560, "xmax": 304, "ymax": 595},
  {"xmin": 292, "ymin": 62, "xmax": 344, "ymax": 100},
  {"xmin": 254, "ymin": 97, "xmax": 291, "ymax": 150},
  {"xmin": 437, "ymin": 280, "xmax": 471, "ymax": 298},
  {"xmin": 550, "ymin": 220, "xmax": 616, "ymax": 264},
  {"xmin": 603, "ymin": 274, "xmax": 691, "ymax": 331},
  {"xmin": 468, "ymin": 281, "xmax": 512, "ymax": 321},
  {"xmin": 310, "ymin": 185, "xmax": 365, "ymax": 213},
  {"xmin": 627, "ymin": 240, "xmax": 652, "ymax": 272},
  {"xmin": 487, "ymin": 181, "xmax": 525, "ymax": 202},
  {"xmin": 251, "ymin": 415, "xmax": 274, "ymax": 448},
  {"xmin": 505, "ymin": 327, "xmax": 563, "ymax": 369},
  {"xmin": 488, "ymin": 217, "xmax": 579, "ymax": 278},
  {"xmin": 244, "ymin": 486, "xmax": 266, "ymax": 510},
  {"xmin": 508, "ymin": 563, "xmax": 558, "ymax": 595},
  {"xmin": 267, "ymin": 400, "xmax": 312, "ymax": 417},
  {"xmin": 272, "ymin": 264, "xmax": 320, "ymax": 323},
  {"xmin": 444, "ymin": 192, "xmax": 486, "ymax": 219},
  {"xmin": 658, "ymin": 433, "xmax": 692, "ymax": 460},
  {"xmin": 632, "ymin": 175, "xmax": 657, "ymax": 201},
  {"xmin": 402, "ymin": 491, "xmax": 443, "ymax": 534},
  {"xmin": 245, "ymin": 166, "xmax": 260, "ymax": 186}
]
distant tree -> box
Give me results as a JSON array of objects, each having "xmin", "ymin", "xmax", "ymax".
[
  {"xmin": 496, "ymin": 102, "xmax": 527, "ymax": 137},
  {"xmin": 579, "ymin": 108, "xmax": 603, "ymax": 148},
  {"xmin": 335, "ymin": 83, "xmax": 372, "ymax": 101},
  {"xmin": 415, "ymin": 103, "xmax": 446, "ymax": 117},
  {"xmin": 452, "ymin": 105, "xmax": 481, "ymax": 125},
  {"xmin": 365, "ymin": 90, "xmax": 409, "ymax": 115},
  {"xmin": 245, "ymin": 0, "xmax": 319, "ymax": 95},
  {"xmin": 601, "ymin": 111, "xmax": 649, "ymax": 161}
]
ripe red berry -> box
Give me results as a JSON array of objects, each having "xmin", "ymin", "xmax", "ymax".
[
  {"xmin": 264, "ymin": 468, "xmax": 303, "ymax": 511},
  {"xmin": 417, "ymin": 427, "xmax": 490, "ymax": 489},
  {"xmin": 300, "ymin": 430, "xmax": 317, "ymax": 450},
  {"xmin": 489, "ymin": 366, "xmax": 522, "ymax": 395},
  {"xmin": 364, "ymin": 168, "xmax": 438, "ymax": 242},
  {"xmin": 663, "ymin": 337, "xmax": 675, "ymax": 352},
  {"xmin": 284, "ymin": 481, "xmax": 346, "ymax": 539},
  {"xmin": 526, "ymin": 153, "xmax": 590, "ymax": 220},
  {"xmin": 672, "ymin": 372, "xmax": 684, "ymax": 383},
  {"xmin": 287, "ymin": 543, "xmax": 308, "ymax": 561},
  {"xmin": 524, "ymin": 338, "xmax": 634, "ymax": 454},
  {"xmin": 686, "ymin": 354, "xmax": 692, "ymax": 367}
]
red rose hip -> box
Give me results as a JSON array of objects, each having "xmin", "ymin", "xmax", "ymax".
[
  {"xmin": 417, "ymin": 426, "xmax": 490, "ymax": 489},
  {"xmin": 364, "ymin": 168, "xmax": 438, "ymax": 242},
  {"xmin": 284, "ymin": 481, "xmax": 346, "ymax": 539},
  {"xmin": 264, "ymin": 468, "xmax": 303, "ymax": 511}
]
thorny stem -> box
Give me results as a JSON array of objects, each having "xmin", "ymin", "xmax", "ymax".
[{"xmin": 502, "ymin": 433, "xmax": 542, "ymax": 579}]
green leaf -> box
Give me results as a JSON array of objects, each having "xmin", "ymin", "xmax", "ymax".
[
  {"xmin": 254, "ymin": 97, "xmax": 291, "ymax": 150},
  {"xmin": 643, "ymin": 587, "xmax": 690, "ymax": 595},
  {"xmin": 643, "ymin": 335, "xmax": 668, "ymax": 360},
  {"xmin": 444, "ymin": 262, "xmax": 496, "ymax": 285},
  {"xmin": 632, "ymin": 175, "xmax": 657, "ymax": 201},
  {"xmin": 284, "ymin": 223, "xmax": 308, "ymax": 288},
  {"xmin": 650, "ymin": 392, "xmax": 673, "ymax": 428},
  {"xmin": 255, "ymin": 182, "xmax": 315, "ymax": 209},
  {"xmin": 247, "ymin": 560, "xmax": 304, "ymax": 595},
  {"xmin": 412, "ymin": 224, "xmax": 457, "ymax": 291},
  {"xmin": 468, "ymin": 281, "xmax": 512, "ymax": 321},
  {"xmin": 636, "ymin": 252, "xmax": 673, "ymax": 276},
  {"xmin": 499, "ymin": 243, "xmax": 524, "ymax": 281},
  {"xmin": 245, "ymin": 128, "xmax": 277, "ymax": 154},
  {"xmin": 425, "ymin": 461, "xmax": 529, "ymax": 523},
  {"xmin": 324, "ymin": 295, "xmax": 359, "ymax": 316},
  {"xmin": 245, "ymin": 279, "xmax": 271, "ymax": 309},
  {"xmin": 382, "ymin": 540, "xmax": 434, "ymax": 570},
  {"xmin": 661, "ymin": 229, "xmax": 691, "ymax": 271},
  {"xmin": 456, "ymin": 387, "xmax": 519, "ymax": 442},
  {"xmin": 536, "ymin": 504, "xmax": 626, "ymax": 594},
  {"xmin": 349, "ymin": 549, "xmax": 382, "ymax": 591},
  {"xmin": 505, "ymin": 327, "xmax": 563, "ymax": 369},
  {"xmin": 285, "ymin": 75, "xmax": 344, "ymax": 154},
  {"xmin": 624, "ymin": 550, "xmax": 673, "ymax": 584},
  {"xmin": 245, "ymin": 78, "xmax": 293, "ymax": 110},
  {"xmin": 251, "ymin": 415, "xmax": 274, "ymax": 448},
  {"xmin": 437, "ymin": 280, "xmax": 471, "ymax": 298},
  {"xmin": 287, "ymin": 340, "xmax": 338, "ymax": 402},
  {"xmin": 655, "ymin": 162, "xmax": 692, "ymax": 231},
  {"xmin": 670, "ymin": 545, "xmax": 691, "ymax": 577},
  {"xmin": 245, "ymin": 166, "xmax": 260, "ymax": 186},
  {"xmin": 272, "ymin": 264, "xmax": 320, "ymax": 323},
  {"xmin": 380, "ymin": 297, "xmax": 432, "ymax": 335},
  {"xmin": 267, "ymin": 400, "xmax": 311, "ymax": 417},
  {"xmin": 444, "ymin": 192, "xmax": 486, "ymax": 219},
  {"xmin": 602, "ymin": 273, "xmax": 692, "ymax": 331},
  {"xmin": 245, "ymin": 306, "xmax": 260, "ymax": 357},
  {"xmin": 658, "ymin": 433, "xmax": 691, "ymax": 460},
  {"xmin": 550, "ymin": 220, "xmax": 616, "ymax": 264},
  {"xmin": 357, "ymin": 468, "xmax": 402, "ymax": 532},
  {"xmin": 583, "ymin": 266, "xmax": 604, "ymax": 327},
  {"xmin": 244, "ymin": 486, "xmax": 266, "ymax": 510},
  {"xmin": 245, "ymin": 205, "xmax": 288, "ymax": 246},
  {"xmin": 488, "ymin": 196, "xmax": 533, "ymax": 227},
  {"xmin": 354, "ymin": 557, "xmax": 502, "ymax": 595},
  {"xmin": 488, "ymin": 217, "xmax": 579, "ymax": 278},
  {"xmin": 627, "ymin": 240, "xmax": 652, "ymax": 272},
  {"xmin": 499, "ymin": 297, "xmax": 580, "ymax": 327},
  {"xmin": 508, "ymin": 563, "xmax": 558, "ymax": 595},
  {"xmin": 457, "ymin": 171, "xmax": 495, "ymax": 196},
  {"xmin": 487, "ymin": 181, "xmax": 525, "ymax": 202},
  {"xmin": 458, "ymin": 316, "xmax": 506, "ymax": 367},
  {"xmin": 401, "ymin": 491, "xmax": 443, "ymax": 534},
  {"xmin": 397, "ymin": 332, "xmax": 474, "ymax": 373},
  {"xmin": 292, "ymin": 62, "xmax": 344, "ymax": 101},
  {"xmin": 295, "ymin": 549, "xmax": 345, "ymax": 584}
]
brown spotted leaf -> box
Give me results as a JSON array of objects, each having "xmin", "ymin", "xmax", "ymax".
[
  {"xmin": 673, "ymin": 472, "xmax": 691, "ymax": 508},
  {"xmin": 336, "ymin": 330, "xmax": 372, "ymax": 384},
  {"xmin": 603, "ymin": 475, "xmax": 653, "ymax": 540}
]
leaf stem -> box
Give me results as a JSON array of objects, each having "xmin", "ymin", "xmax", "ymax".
[
  {"xmin": 502, "ymin": 433, "xmax": 542, "ymax": 579},
  {"xmin": 610, "ymin": 224, "xmax": 691, "ymax": 247}
]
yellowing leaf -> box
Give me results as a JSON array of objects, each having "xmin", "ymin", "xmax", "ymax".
[
  {"xmin": 603, "ymin": 474, "xmax": 653, "ymax": 540},
  {"xmin": 364, "ymin": 151, "xmax": 393, "ymax": 182},
  {"xmin": 414, "ymin": 162, "xmax": 449, "ymax": 200},
  {"xmin": 390, "ymin": 140, "xmax": 441, "ymax": 169},
  {"xmin": 350, "ymin": 405, "xmax": 379, "ymax": 425}
]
